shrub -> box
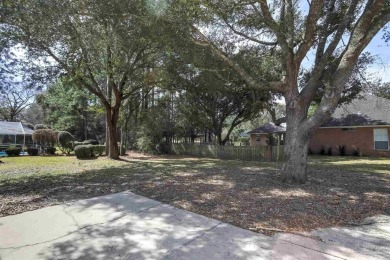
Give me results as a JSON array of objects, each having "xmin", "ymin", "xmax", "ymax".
[
  {"xmin": 320, "ymin": 145, "xmax": 326, "ymax": 155},
  {"xmin": 32, "ymin": 129, "xmax": 57, "ymax": 148},
  {"xmin": 34, "ymin": 124, "xmax": 50, "ymax": 130},
  {"xmin": 156, "ymin": 143, "xmax": 171, "ymax": 154},
  {"xmin": 58, "ymin": 131, "xmax": 74, "ymax": 154},
  {"xmin": 46, "ymin": 147, "xmax": 56, "ymax": 155},
  {"xmin": 92, "ymin": 145, "xmax": 105, "ymax": 156},
  {"xmin": 120, "ymin": 143, "xmax": 127, "ymax": 156},
  {"xmin": 73, "ymin": 141, "xmax": 84, "ymax": 147},
  {"xmin": 327, "ymin": 147, "xmax": 333, "ymax": 156},
  {"xmin": 136, "ymin": 135, "xmax": 158, "ymax": 154},
  {"xmin": 338, "ymin": 145, "xmax": 346, "ymax": 156},
  {"xmin": 27, "ymin": 148, "xmax": 39, "ymax": 156},
  {"xmin": 353, "ymin": 148, "xmax": 360, "ymax": 157},
  {"xmin": 238, "ymin": 137, "xmax": 250, "ymax": 146},
  {"xmin": 5, "ymin": 148, "xmax": 21, "ymax": 156},
  {"xmin": 84, "ymin": 139, "xmax": 99, "ymax": 145},
  {"xmin": 74, "ymin": 145, "xmax": 93, "ymax": 159}
]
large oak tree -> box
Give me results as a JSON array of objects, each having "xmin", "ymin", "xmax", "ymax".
[
  {"xmin": 1, "ymin": 0, "xmax": 163, "ymax": 159},
  {"xmin": 174, "ymin": 0, "xmax": 390, "ymax": 183}
]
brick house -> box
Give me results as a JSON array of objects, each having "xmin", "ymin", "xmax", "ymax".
[
  {"xmin": 309, "ymin": 95, "xmax": 390, "ymax": 157},
  {"xmin": 248, "ymin": 122, "xmax": 286, "ymax": 147}
]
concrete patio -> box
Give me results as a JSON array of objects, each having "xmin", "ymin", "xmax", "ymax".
[{"xmin": 0, "ymin": 191, "xmax": 389, "ymax": 259}]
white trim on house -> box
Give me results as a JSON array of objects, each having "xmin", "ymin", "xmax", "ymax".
[
  {"xmin": 319, "ymin": 125, "xmax": 390, "ymax": 129},
  {"xmin": 373, "ymin": 128, "xmax": 389, "ymax": 151}
]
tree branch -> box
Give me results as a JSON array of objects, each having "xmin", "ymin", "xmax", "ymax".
[
  {"xmin": 223, "ymin": 18, "xmax": 277, "ymax": 46},
  {"xmin": 192, "ymin": 26, "xmax": 286, "ymax": 93},
  {"xmin": 294, "ymin": 0, "xmax": 323, "ymax": 66}
]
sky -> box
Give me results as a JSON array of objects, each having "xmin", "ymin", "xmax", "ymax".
[
  {"xmin": 300, "ymin": 30, "xmax": 390, "ymax": 83},
  {"xmin": 364, "ymin": 32, "xmax": 390, "ymax": 82},
  {"xmin": 297, "ymin": 0, "xmax": 390, "ymax": 83}
]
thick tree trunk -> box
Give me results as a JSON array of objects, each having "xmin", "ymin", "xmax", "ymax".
[
  {"xmin": 281, "ymin": 128, "xmax": 310, "ymax": 184},
  {"xmin": 280, "ymin": 96, "xmax": 311, "ymax": 184},
  {"xmin": 106, "ymin": 108, "xmax": 120, "ymax": 160}
]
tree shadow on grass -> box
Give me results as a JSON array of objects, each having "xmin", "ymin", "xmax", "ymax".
[{"xmin": 0, "ymin": 158, "xmax": 389, "ymax": 234}]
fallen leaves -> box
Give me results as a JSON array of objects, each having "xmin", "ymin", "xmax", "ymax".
[{"xmin": 0, "ymin": 152, "xmax": 389, "ymax": 236}]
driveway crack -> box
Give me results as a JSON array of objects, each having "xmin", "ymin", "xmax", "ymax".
[{"xmin": 160, "ymin": 222, "xmax": 223, "ymax": 260}]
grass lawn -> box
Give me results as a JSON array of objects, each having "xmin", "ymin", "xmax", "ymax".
[{"xmin": 0, "ymin": 152, "xmax": 389, "ymax": 235}]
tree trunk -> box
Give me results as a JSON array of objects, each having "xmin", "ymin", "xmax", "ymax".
[
  {"xmin": 281, "ymin": 128, "xmax": 310, "ymax": 184},
  {"xmin": 280, "ymin": 97, "xmax": 311, "ymax": 184},
  {"xmin": 106, "ymin": 108, "xmax": 120, "ymax": 159},
  {"xmin": 105, "ymin": 79, "xmax": 112, "ymax": 156},
  {"xmin": 217, "ymin": 131, "xmax": 223, "ymax": 145}
]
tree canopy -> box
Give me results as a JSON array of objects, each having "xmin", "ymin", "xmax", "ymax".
[{"xmin": 1, "ymin": 0, "xmax": 389, "ymax": 183}]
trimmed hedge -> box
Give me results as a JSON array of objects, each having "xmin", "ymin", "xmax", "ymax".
[
  {"xmin": 27, "ymin": 148, "xmax": 39, "ymax": 156},
  {"xmin": 92, "ymin": 145, "xmax": 105, "ymax": 156},
  {"xmin": 46, "ymin": 147, "xmax": 56, "ymax": 155},
  {"xmin": 58, "ymin": 131, "xmax": 74, "ymax": 154},
  {"xmin": 73, "ymin": 141, "xmax": 84, "ymax": 147},
  {"xmin": 74, "ymin": 145, "xmax": 93, "ymax": 159},
  {"xmin": 74, "ymin": 145, "xmax": 106, "ymax": 159},
  {"xmin": 84, "ymin": 139, "xmax": 99, "ymax": 145},
  {"xmin": 6, "ymin": 148, "xmax": 21, "ymax": 156}
]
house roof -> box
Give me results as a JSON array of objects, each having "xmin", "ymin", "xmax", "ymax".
[
  {"xmin": 247, "ymin": 122, "xmax": 286, "ymax": 134},
  {"xmin": 321, "ymin": 95, "xmax": 390, "ymax": 127},
  {"xmin": 321, "ymin": 114, "xmax": 390, "ymax": 127},
  {"xmin": 0, "ymin": 121, "xmax": 34, "ymax": 135}
]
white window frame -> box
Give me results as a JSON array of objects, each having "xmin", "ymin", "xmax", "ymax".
[
  {"xmin": 256, "ymin": 134, "xmax": 261, "ymax": 142},
  {"xmin": 373, "ymin": 128, "xmax": 389, "ymax": 151}
]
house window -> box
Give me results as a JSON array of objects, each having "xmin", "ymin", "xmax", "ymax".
[
  {"xmin": 256, "ymin": 134, "xmax": 261, "ymax": 142},
  {"xmin": 373, "ymin": 128, "xmax": 389, "ymax": 150}
]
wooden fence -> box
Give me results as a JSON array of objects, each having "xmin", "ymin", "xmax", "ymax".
[{"xmin": 168, "ymin": 143, "xmax": 284, "ymax": 162}]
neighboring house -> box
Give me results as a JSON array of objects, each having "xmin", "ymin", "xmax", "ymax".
[
  {"xmin": 309, "ymin": 95, "xmax": 390, "ymax": 157},
  {"xmin": 247, "ymin": 122, "xmax": 286, "ymax": 147}
]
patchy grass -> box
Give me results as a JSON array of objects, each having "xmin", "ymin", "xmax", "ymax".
[
  {"xmin": 309, "ymin": 155, "xmax": 390, "ymax": 175},
  {"xmin": 0, "ymin": 152, "xmax": 389, "ymax": 236}
]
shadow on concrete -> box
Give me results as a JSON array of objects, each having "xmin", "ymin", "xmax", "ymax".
[{"xmin": 25, "ymin": 192, "xmax": 272, "ymax": 260}]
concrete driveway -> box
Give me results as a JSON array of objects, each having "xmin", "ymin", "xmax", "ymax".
[{"xmin": 0, "ymin": 191, "xmax": 389, "ymax": 259}]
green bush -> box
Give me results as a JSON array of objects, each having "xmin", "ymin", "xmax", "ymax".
[
  {"xmin": 73, "ymin": 141, "xmax": 84, "ymax": 147},
  {"xmin": 320, "ymin": 145, "xmax": 326, "ymax": 155},
  {"xmin": 353, "ymin": 148, "xmax": 360, "ymax": 157},
  {"xmin": 238, "ymin": 137, "xmax": 250, "ymax": 143},
  {"xmin": 6, "ymin": 148, "xmax": 21, "ymax": 156},
  {"xmin": 92, "ymin": 145, "xmax": 105, "ymax": 156},
  {"xmin": 338, "ymin": 145, "xmax": 346, "ymax": 156},
  {"xmin": 58, "ymin": 131, "xmax": 74, "ymax": 154},
  {"xmin": 136, "ymin": 135, "xmax": 158, "ymax": 154},
  {"xmin": 156, "ymin": 143, "xmax": 171, "ymax": 154},
  {"xmin": 120, "ymin": 143, "xmax": 126, "ymax": 156},
  {"xmin": 46, "ymin": 147, "xmax": 56, "ymax": 155},
  {"xmin": 84, "ymin": 139, "xmax": 99, "ymax": 145},
  {"xmin": 74, "ymin": 145, "xmax": 93, "ymax": 159},
  {"xmin": 27, "ymin": 148, "xmax": 39, "ymax": 156},
  {"xmin": 34, "ymin": 124, "xmax": 50, "ymax": 130}
]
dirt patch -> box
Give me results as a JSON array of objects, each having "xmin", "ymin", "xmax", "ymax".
[{"xmin": 1, "ymin": 152, "xmax": 389, "ymax": 235}]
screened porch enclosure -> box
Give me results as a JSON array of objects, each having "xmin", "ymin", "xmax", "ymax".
[{"xmin": 0, "ymin": 121, "xmax": 34, "ymax": 148}]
